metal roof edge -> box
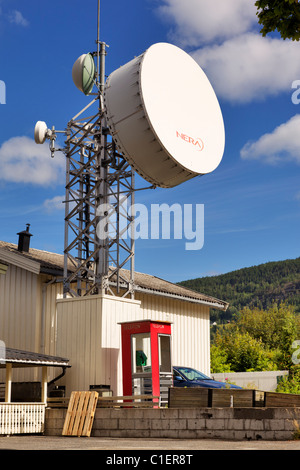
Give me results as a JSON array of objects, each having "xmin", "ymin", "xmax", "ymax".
[
  {"xmin": 0, "ymin": 247, "xmax": 40, "ymax": 275},
  {"xmin": 109, "ymin": 282, "xmax": 229, "ymax": 311}
]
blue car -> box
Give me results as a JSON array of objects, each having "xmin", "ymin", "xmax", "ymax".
[{"xmin": 173, "ymin": 366, "xmax": 242, "ymax": 389}]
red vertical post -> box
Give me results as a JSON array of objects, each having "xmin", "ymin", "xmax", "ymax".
[
  {"xmin": 120, "ymin": 325, "xmax": 133, "ymax": 397},
  {"xmin": 150, "ymin": 324, "xmax": 160, "ymax": 401}
]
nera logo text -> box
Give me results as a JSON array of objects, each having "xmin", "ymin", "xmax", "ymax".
[{"xmin": 176, "ymin": 131, "xmax": 204, "ymax": 151}]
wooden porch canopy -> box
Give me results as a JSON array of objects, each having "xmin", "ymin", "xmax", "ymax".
[{"xmin": 0, "ymin": 347, "xmax": 70, "ymax": 403}]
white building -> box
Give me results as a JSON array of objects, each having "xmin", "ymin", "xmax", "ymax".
[{"xmin": 0, "ymin": 230, "xmax": 228, "ymax": 397}]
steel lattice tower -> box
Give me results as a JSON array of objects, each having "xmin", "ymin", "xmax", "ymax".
[{"xmin": 63, "ymin": 37, "xmax": 136, "ymax": 298}]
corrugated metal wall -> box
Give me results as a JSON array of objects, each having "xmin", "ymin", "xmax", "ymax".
[
  {"xmin": 56, "ymin": 295, "xmax": 142, "ymax": 395},
  {"xmin": 0, "ymin": 267, "xmax": 63, "ymax": 383},
  {"xmin": 0, "ymin": 264, "xmax": 39, "ymax": 382},
  {"xmin": 0, "ymin": 262, "xmax": 211, "ymax": 393},
  {"xmin": 0, "ymin": 264, "xmax": 38, "ymax": 353},
  {"xmin": 101, "ymin": 295, "xmax": 146, "ymax": 395},
  {"xmin": 135, "ymin": 292, "xmax": 210, "ymax": 375},
  {"xmin": 56, "ymin": 293, "xmax": 210, "ymax": 396},
  {"xmin": 37, "ymin": 276, "xmax": 63, "ymax": 358}
]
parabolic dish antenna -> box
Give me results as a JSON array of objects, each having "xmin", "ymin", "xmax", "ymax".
[
  {"xmin": 72, "ymin": 53, "xmax": 95, "ymax": 95},
  {"xmin": 103, "ymin": 42, "xmax": 225, "ymax": 188},
  {"xmin": 34, "ymin": 121, "xmax": 48, "ymax": 144}
]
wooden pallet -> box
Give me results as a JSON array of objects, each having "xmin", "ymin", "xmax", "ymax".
[{"xmin": 62, "ymin": 391, "xmax": 98, "ymax": 437}]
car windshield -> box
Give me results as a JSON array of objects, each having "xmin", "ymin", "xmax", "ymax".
[{"xmin": 175, "ymin": 366, "xmax": 212, "ymax": 381}]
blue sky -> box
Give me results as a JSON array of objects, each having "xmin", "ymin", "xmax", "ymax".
[{"xmin": 0, "ymin": 0, "xmax": 299, "ymax": 283}]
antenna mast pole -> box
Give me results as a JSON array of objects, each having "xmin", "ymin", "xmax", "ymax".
[{"xmin": 97, "ymin": 0, "xmax": 100, "ymax": 87}]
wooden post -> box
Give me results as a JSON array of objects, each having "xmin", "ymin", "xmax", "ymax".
[
  {"xmin": 41, "ymin": 366, "xmax": 48, "ymax": 403},
  {"xmin": 5, "ymin": 363, "xmax": 12, "ymax": 403}
]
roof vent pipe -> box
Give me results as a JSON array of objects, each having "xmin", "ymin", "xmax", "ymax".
[{"xmin": 17, "ymin": 224, "xmax": 33, "ymax": 253}]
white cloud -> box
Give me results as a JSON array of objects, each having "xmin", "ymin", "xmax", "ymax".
[
  {"xmin": 192, "ymin": 33, "xmax": 300, "ymax": 103},
  {"xmin": 8, "ymin": 10, "xmax": 29, "ymax": 27},
  {"xmin": 43, "ymin": 195, "xmax": 65, "ymax": 212},
  {"xmin": 156, "ymin": 0, "xmax": 300, "ymax": 103},
  {"xmin": 157, "ymin": 0, "xmax": 257, "ymax": 45},
  {"xmin": 240, "ymin": 114, "xmax": 300, "ymax": 164},
  {"xmin": 0, "ymin": 136, "xmax": 65, "ymax": 185}
]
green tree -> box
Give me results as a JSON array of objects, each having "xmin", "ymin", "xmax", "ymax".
[
  {"xmin": 212, "ymin": 328, "xmax": 277, "ymax": 372},
  {"xmin": 275, "ymin": 364, "xmax": 300, "ymax": 393},
  {"xmin": 255, "ymin": 0, "xmax": 300, "ymax": 40},
  {"xmin": 211, "ymin": 303, "xmax": 300, "ymax": 373},
  {"xmin": 179, "ymin": 257, "xmax": 300, "ymax": 321},
  {"xmin": 237, "ymin": 303, "xmax": 300, "ymax": 369},
  {"xmin": 210, "ymin": 344, "xmax": 232, "ymax": 373}
]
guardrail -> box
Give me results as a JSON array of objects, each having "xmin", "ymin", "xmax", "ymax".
[
  {"xmin": 47, "ymin": 394, "xmax": 160, "ymax": 409},
  {"xmin": 168, "ymin": 387, "xmax": 300, "ymax": 408},
  {"xmin": 48, "ymin": 388, "xmax": 300, "ymax": 411},
  {"xmin": 168, "ymin": 387, "xmax": 255, "ymax": 408},
  {"xmin": 0, "ymin": 403, "xmax": 46, "ymax": 435}
]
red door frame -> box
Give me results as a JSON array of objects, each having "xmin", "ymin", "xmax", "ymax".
[{"xmin": 119, "ymin": 320, "xmax": 172, "ymax": 398}]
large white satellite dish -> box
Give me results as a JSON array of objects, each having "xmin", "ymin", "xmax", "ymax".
[{"xmin": 103, "ymin": 42, "xmax": 225, "ymax": 188}]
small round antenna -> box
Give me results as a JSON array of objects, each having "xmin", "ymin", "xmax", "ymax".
[
  {"xmin": 34, "ymin": 121, "xmax": 65, "ymax": 158},
  {"xmin": 72, "ymin": 53, "xmax": 96, "ymax": 95},
  {"xmin": 34, "ymin": 121, "xmax": 49, "ymax": 144}
]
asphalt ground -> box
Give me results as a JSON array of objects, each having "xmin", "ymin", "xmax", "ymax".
[{"xmin": 0, "ymin": 435, "xmax": 300, "ymax": 451}]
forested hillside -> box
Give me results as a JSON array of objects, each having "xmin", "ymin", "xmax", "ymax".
[{"xmin": 179, "ymin": 258, "xmax": 300, "ymax": 322}]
